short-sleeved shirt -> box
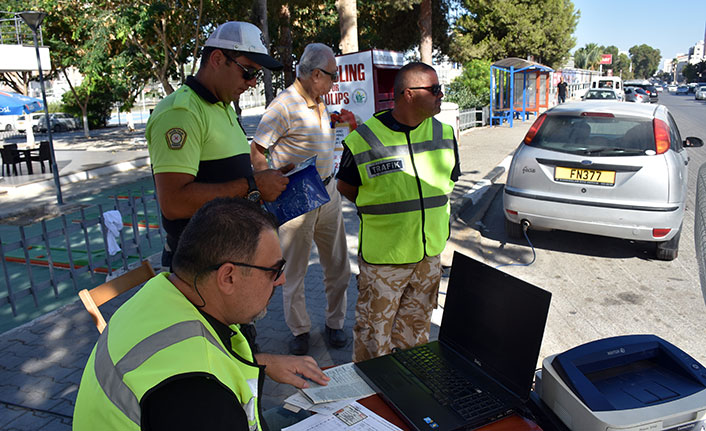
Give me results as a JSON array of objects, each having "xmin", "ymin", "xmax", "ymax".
[
  {"xmin": 252, "ymin": 79, "xmax": 335, "ymax": 179},
  {"xmin": 146, "ymin": 76, "xmax": 252, "ymax": 249}
]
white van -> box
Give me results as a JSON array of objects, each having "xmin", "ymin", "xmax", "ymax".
[{"xmin": 591, "ymin": 77, "xmax": 624, "ymax": 100}]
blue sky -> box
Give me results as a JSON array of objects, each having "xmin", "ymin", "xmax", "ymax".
[{"xmin": 571, "ymin": 0, "xmax": 705, "ymax": 67}]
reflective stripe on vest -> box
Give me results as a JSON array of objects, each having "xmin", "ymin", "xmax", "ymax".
[
  {"xmin": 94, "ymin": 320, "xmax": 229, "ymax": 426},
  {"xmin": 351, "ymin": 121, "xmax": 455, "ymax": 166},
  {"xmin": 357, "ymin": 195, "xmax": 448, "ymax": 215}
]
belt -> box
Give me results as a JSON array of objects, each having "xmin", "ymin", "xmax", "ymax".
[{"xmin": 322, "ymin": 175, "xmax": 333, "ymax": 186}]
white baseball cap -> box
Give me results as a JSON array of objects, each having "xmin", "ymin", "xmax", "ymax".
[{"xmin": 204, "ymin": 21, "xmax": 283, "ymax": 71}]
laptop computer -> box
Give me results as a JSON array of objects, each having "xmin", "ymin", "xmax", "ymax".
[{"xmin": 355, "ymin": 251, "xmax": 552, "ymax": 430}]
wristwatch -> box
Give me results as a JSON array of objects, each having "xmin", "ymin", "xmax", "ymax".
[{"xmin": 245, "ymin": 175, "xmax": 261, "ymax": 203}]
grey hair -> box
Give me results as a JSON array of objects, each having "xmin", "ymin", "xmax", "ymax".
[{"xmin": 297, "ymin": 43, "xmax": 335, "ymax": 78}]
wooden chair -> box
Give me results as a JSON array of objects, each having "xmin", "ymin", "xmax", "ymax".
[{"xmin": 78, "ymin": 260, "xmax": 156, "ymax": 333}]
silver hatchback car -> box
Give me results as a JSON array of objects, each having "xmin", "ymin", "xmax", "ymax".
[{"xmin": 503, "ymin": 102, "xmax": 704, "ymax": 260}]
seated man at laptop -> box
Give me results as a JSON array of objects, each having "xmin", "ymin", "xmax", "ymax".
[{"xmin": 73, "ymin": 198, "xmax": 330, "ymax": 431}]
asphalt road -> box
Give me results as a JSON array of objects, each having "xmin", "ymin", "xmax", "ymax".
[{"xmin": 455, "ymin": 92, "xmax": 706, "ymax": 367}]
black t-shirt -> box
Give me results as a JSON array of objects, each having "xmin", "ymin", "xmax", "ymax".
[
  {"xmin": 336, "ymin": 110, "xmax": 461, "ymax": 186},
  {"xmin": 557, "ymin": 81, "xmax": 568, "ymax": 96},
  {"xmin": 140, "ymin": 311, "xmax": 257, "ymax": 431}
]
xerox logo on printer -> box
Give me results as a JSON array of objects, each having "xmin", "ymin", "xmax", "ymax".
[{"xmin": 366, "ymin": 158, "xmax": 404, "ymax": 178}]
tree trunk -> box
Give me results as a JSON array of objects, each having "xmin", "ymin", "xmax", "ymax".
[
  {"xmin": 419, "ymin": 0, "xmax": 432, "ymax": 65},
  {"xmin": 253, "ymin": 0, "xmax": 274, "ymax": 106},
  {"xmin": 61, "ymin": 67, "xmax": 91, "ymax": 138},
  {"xmin": 278, "ymin": 3, "xmax": 295, "ymax": 87},
  {"xmin": 336, "ymin": 0, "xmax": 358, "ymax": 54}
]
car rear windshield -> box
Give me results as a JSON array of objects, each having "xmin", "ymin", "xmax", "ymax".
[
  {"xmin": 586, "ymin": 91, "xmax": 616, "ymax": 99},
  {"xmin": 530, "ymin": 115, "xmax": 655, "ymax": 156}
]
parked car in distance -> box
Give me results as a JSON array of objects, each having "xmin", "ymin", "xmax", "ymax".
[
  {"xmin": 503, "ymin": 102, "xmax": 704, "ymax": 260},
  {"xmin": 0, "ymin": 114, "xmax": 18, "ymax": 131},
  {"xmin": 676, "ymin": 85, "xmax": 689, "ymax": 95},
  {"xmin": 696, "ymin": 86, "xmax": 706, "ymax": 101},
  {"xmin": 36, "ymin": 113, "xmax": 81, "ymax": 132},
  {"xmin": 624, "ymin": 86, "xmax": 649, "ymax": 103},
  {"xmin": 15, "ymin": 113, "xmax": 43, "ymax": 133},
  {"xmin": 582, "ymin": 89, "xmax": 621, "ymax": 101},
  {"xmin": 668, "ymin": 84, "xmax": 678, "ymax": 92}
]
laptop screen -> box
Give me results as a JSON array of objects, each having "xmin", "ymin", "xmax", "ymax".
[{"xmin": 440, "ymin": 252, "xmax": 552, "ymax": 401}]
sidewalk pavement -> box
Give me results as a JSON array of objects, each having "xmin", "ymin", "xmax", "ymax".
[{"xmin": 0, "ymin": 115, "xmax": 533, "ymax": 430}]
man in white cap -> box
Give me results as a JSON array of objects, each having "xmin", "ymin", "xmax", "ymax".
[{"xmin": 146, "ymin": 21, "xmax": 292, "ymax": 352}]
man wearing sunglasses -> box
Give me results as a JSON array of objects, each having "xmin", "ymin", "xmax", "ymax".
[
  {"xmin": 251, "ymin": 43, "xmax": 351, "ymax": 356},
  {"xmin": 337, "ymin": 62, "xmax": 460, "ymax": 362},
  {"xmin": 147, "ymin": 21, "xmax": 291, "ymax": 352},
  {"xmin": 75, "ymin": 198, "xmax": 331, "ymax": 431}
]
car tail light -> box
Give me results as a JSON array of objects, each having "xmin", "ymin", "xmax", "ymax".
[
  {"xmin": 653, "ymin": 118, "xmax": 671, "ymax": 154},
  {"xmin": 523, "ymin": 113, "xmax": 547, "ymax": 145},
  {"xmin": 506, "ymin": 209, "xmax": 518, "ymax": 216},
  {"xmin": 652, "ymin": 228, "xmax": 671, "ymax": 238}
]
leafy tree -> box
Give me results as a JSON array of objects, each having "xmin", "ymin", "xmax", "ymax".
[
  {"xmin": 629, "ymin": 44, "xmax": 661, "ymax": 79},
  {"xmin": 573, "ymin": 43, "xmax": 600, "ymax": 70},
  {"xmin": 613, "ymin": 53, "xmax": 634, "ymax": 80},
  {"xmin": 450, "ymin": 0, "xmax": 579, "ymax": 68},
  {"xmin": 269, "ymin": 0, "xmax": 450, "ymax": 64},
  {"xmin": 682, "ymin": 61, "xmax": 706, "ymax": 83},
  {"xmin": 444, "ymin": 59, "xmax": 492, "ymax": 108},
  {"xmin": 61, "ymin": 77, "xmax": 118, "ymax": 128}
]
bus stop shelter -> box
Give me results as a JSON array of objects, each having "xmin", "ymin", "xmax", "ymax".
[{"xmin": 490, "ymin": 57, "xmax": 553, "ymax": 127}]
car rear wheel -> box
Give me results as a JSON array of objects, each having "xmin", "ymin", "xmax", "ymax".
[
  {"xmin": 505, "ymin": 218, "xmax": 524, "ymax": 239},
  {"xmin": 655, "ymin": 226, "xmax": 681, "ymax": 261}
]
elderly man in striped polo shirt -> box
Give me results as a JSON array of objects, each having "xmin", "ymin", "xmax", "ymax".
[{"xmin": 251, "ymin": 43, "xmax": 351, "ymax": 355}]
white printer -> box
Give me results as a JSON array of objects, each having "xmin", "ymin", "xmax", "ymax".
[{"xmin": 539, "ymin": 335, "xmax": 706, "ymax": 431}]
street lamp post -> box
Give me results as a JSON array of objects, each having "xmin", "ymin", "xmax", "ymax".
[{"xmin": 18, "ymin": 11, "xmax": 63, "ymax": 205}]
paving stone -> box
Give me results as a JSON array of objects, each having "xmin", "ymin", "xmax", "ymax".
[
  {"xmin": 46, "ymin": 399, "xmax": 76, "ymax": 421},
  {"xmin": 2, "ymin": 409, "xmax": 67, "ymax": 431},
  {"xmin": 0, "ymin": 403, "xmax": 27, "ymax": 428},
  {"xmin": 37, "ymin": 417, "xmax": 72, "ymax": 431}
]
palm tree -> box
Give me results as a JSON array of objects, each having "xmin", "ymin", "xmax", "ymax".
[{"xmin": 583, "ymin": 43, "xmax": 602, "ymax": 70}]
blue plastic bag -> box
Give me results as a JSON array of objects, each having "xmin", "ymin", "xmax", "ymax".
[{"xmin": 264, "ymin": 156, "xmax": 330, "ymax": 225}]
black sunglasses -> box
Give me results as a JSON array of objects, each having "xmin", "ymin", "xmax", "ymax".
[
  {"xmin": 317, "ymin": 67, "xmax": 339, "ymax": 81},
  {"xmin": 211, "ymin": 259, "xmax": 286, "ymax": 281},
  {"xmin": 222, "ymin": 50, "xmax": 262, "ymax": 82},
  {"xmin": 406, "ymin": 84, "xmax": 443, "ymax": 96}
]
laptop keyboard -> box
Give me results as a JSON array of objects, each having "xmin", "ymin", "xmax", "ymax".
[{"xmin": 394, "ymin": 346, "xmax": 504, "ymax": 421}]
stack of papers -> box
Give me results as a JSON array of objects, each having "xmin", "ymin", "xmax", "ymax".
[
  {"xmin": 282, "ymin": 402, "xmax": 402, "ymax": 431},
  {"xmin": 282, "ymin": 363, "xmax": 400, "ymax": 429}
]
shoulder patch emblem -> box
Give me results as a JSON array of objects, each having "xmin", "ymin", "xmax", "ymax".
[{"xmin": 165, "ymin": 128, "xmax": 187, "ymax": 150}]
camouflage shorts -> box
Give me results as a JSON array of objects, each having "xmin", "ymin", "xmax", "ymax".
[{"xmin": 353, "ymin": 255, "xmax": 441, "ymax": 362}]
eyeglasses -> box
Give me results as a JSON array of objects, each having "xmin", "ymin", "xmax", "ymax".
[
  {"xmin": 406, "ymin": 84, "xmax": 443, "ymax": 96},
  {"xmin": 210, "ymin": 259, "xmax": 286, "ymax": 281},
  {"xmin": 317, "ymin": 68, "xmax": 339, "ymax": 81},
  {"xmin": 222, "ymin": 50, "xmax": 262, "ymax": 82}
]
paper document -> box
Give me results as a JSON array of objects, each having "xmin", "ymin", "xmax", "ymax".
[
  {"xmin": 301, "ymin": 362, "xmax": 375, "ymax": 404},
  {"xmin": 284, "ymin": 391, "xmax": 359, "ymax": 415},
  {"xmin": 282, "ymin": 401, "xmax": 402, "ymax": 431}
]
